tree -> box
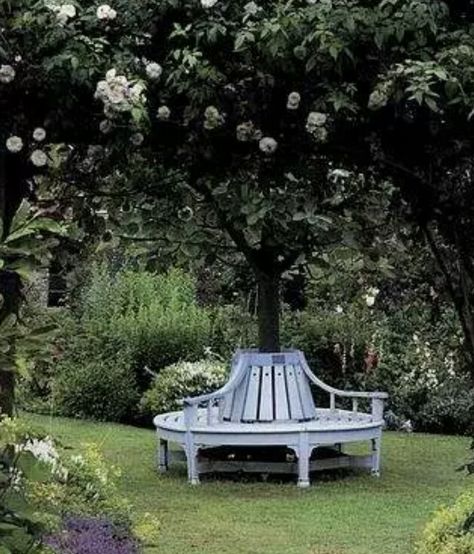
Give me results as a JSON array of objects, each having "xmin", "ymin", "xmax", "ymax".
[{"xmin": 5, "ymin": 0, "xmax": 474, "ymax": 366}]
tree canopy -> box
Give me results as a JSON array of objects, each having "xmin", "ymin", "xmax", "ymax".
[{"xmin": 3, "ymin": 0, "xmax": 474, "ymax": 357}]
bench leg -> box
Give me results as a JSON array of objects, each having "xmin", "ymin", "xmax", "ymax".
[
  {"xmin": 371, "ymin": 437, "xmax": 381, "ymax": 477},
  {"xmin": 297, "ymin": 433, "xmax": 311, "ymax": 488},
  {"xmin": 158, "ymin": 439, "xmax": 169, "ymax": 473},
  {"xmin": 185, "ymin": 441, "xmax": 200, "ymax": 485}
]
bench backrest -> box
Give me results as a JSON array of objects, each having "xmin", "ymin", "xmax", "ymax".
[{"xmin": 220, "ymin": 352, "xmax": 316, "ymax": 423}]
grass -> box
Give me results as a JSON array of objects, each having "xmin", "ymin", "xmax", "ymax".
[{"xmin": 26, "ymin": 414, "xmax": 471, "ymax": 554}]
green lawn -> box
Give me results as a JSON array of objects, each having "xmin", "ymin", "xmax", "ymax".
[{"xmin": 25, "ymin": 414, "xmax": 471, "ymax": 554}]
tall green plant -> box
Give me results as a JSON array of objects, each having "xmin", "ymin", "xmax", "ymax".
[{"xmin": 0, "ymin": 200, "xmax": 64, "ymax": 415}]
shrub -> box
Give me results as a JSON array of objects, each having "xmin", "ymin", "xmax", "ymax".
[
  {"xmin": 53, "ymin": 351, "xmax": 140, "ymax": 422},
  {"xmin": 415, "ymin": 490, "xmax": 474, "ymax": 554},
  {"xmin": 45, "ymin": 517, "xmax": 139, "ymax": 554},
  {"xmin": 78, "ymin": 264, "xmax": 211, "ymax": 374},
  {"xmin": 139, "ymin": 359, "xmax": 228, "ymax": 418}
]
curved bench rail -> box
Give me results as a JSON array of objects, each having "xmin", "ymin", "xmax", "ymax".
[
  {"xmin": 183, "ymin": 353, "xmax": 250, "ymax": 428},
  {"xmin": 297, "ymin": 352, "xmax": 388, "ymax": 422}
]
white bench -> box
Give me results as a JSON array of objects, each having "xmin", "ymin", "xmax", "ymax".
[{"xmin": 154, "ymin": 349, "xmax": 388, "ymax": 487}]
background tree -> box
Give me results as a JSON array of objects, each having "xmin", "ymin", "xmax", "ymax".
[{"xmin": 6, "ymin": 0, "xmax": 474, "ymax": 364}]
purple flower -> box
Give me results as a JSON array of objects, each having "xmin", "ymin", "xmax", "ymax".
[{"xmin": 45, "ymin": 517, "xmax": 140, "ymax": 554}]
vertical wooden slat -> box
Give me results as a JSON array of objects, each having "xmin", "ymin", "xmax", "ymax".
[
  {"xmin": 259, "ymin": 365, "xmax": 273, "ymax": 421},
  {"xmin": 285, "ymin": 364, "xmax": 303, "ymax": 420},
  {"xmin": 242, "ymin": 366, "xmax": 261, "ymax": 421},
  {"xmin": 221, "ymin": 391, "xmax": 235, "ymax": 421},
  {"xmin": 295, "ymin": 365, "xmax": 316, "ymax": 419},
  {"xmin": 230, "ymin": 370, "xmax": 250, "ymax": 422},
  {"xmin": 274, "ymin": 364, "xmax": 290, "ymax": 420}
]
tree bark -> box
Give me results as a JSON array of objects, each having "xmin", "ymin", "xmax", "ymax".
[{"xmin": 256, "ymin": 271, "xmax": 281, "ymax": 352}]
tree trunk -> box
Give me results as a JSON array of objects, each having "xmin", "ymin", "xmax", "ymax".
[
  {"xmin": 256, "ymin": 271, "xmax": 281, "ymax": 352},
  {"xmin": 0, "ymin": 270, "xmax": 22, "ymax": 416}
]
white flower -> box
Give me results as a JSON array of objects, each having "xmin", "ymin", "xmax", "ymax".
[
  {"xmin": 287, "ymin": 91, "xmax": 301, "ymax": 110},
  {"xmin": 328, "ymin": 168, "xmax": 351, "ymax": 183},
  {"xmin": 364, "ymin": 286, "xmax": 380, "ymax": 307},
  {"xmin": 258, "ymin": 136, "xmax": 278, "ymax": 154},
  {"xmin": 6, "ymin": 136, "xmax": 23, "ymax": 153},
  {"xmin": 14, "ymin": 55, "xmax": 22, "ymax": 62},
  {"xmin": 157, "ymin": 105, "xmax": 171, "ymax": 121},
  {"xmin": 201, "ymin": 0, "xmax": 218, "ymax": 7},
  {"xmin": 0, "ymin": 65, "xmax": 15, "ymax": 84},
  {"xmin": 30, "ymin": 149, "xmax": 48, "ymax": 167},
  {"xmin": 56, "ymin": 3, "xmax": 76, "ymax": 23},
  {"xmin": 145, "ymin": 62, "xmax": 162, "ymax": 80},
  {"xmin": 244, "ymin": 1, "xmax": 259, "ymax": 15},
  {"xmin": 99, "ymin": 119, "xmax": 113, "ymax": 134},
  {"xmin": 95, "ymin": 70, "xmax": 145, "ymax": 115},
  {"xmin": 335, "ymin": 305, "xmax": 343, "ymax": 314},
  {"xmin": 204, "ymin": 106, "xmax": 225, "ymax": 129},
  {"xmin": 306, "ymin": 111, "xmax": 327, "ymax": 131},
  {"xmin": 97, "ymin": 4, "xmax": 116, "ymax": 20},
  {"xmin": 365, "ymin": 295, "xmax": 375, "ymax": 307},
  {"xmin": 22, "ymin": 437, "xmax": 59, "ymax": 466},
  {"xmin": 33, "ymin": 127, "xmax": 47, "ymax": 142},
  {"xmin": 130, "ymin": 132, "xmax": 144, "ymax": 146}
]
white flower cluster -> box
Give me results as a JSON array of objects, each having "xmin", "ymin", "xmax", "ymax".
[
  {"xmin": 328, "ymin": 168, "xmax": 351, "ymax": 183},
  {"xmin": 145, "ymin": 62, "xmax": 162, "ymax": 81},
  {"xmin": 287, "ymin": 91, "xmax": 301, "ymax": 110},
  {"xmin": 0, "ymin": 65, "xmax": 15, "ymax": 84},
  {"xmin": 201, "ymin": 0, "xmax": 218, "ymax": 8},
  {"xmin": 22, "ymin": 437, "xmax": 59, "ymax": 468},
  {"xmin": 6, "ymin": 136, "xmax": 23, "ymax": 153},
  {"xmin": 33, "ymin": 127, "xmax": 47, "ymax": 142},
  {"xmin": 31, "ymin": 150, "xmax": 48, "ymax": 167},
  {"xmin": 306, "ymin": 111, "xmax": 328, "ymax": 142},
  {"xmin": 97, "ymin": 4, "xmax": 117, "ymax": 20},
  {"xmin": 95, "ymin": 69, "xmax": 146, "ymax": 120},
  {"xmin": 204, "ymin": 106, "xmax": 225, "ymax": 130},
  {"xmin": 259, "ymin": 136, "xmax": 278, "ymax": 154},
  {"xmin": 5, "ymin": 129, "xmax": 48, "ymax": 166},
  {"xmin": 47, "ymin": 2, "xmax": 76, "ymax": 24},
  {"xmin": 364, "ymin": 286, "xmax": 380, "ymax": 307},
  {"xmin": 156, "ymin": 105, "xmax": 171, "ymax": 121},
  {"xmin": 236, "ymin": 120, "xmax": 262, "ymax": 142}
]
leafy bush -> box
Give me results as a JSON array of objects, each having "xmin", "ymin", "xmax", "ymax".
[
  {"xmin": 77, "ymin": 264, "xmax": 211, "ymax": 374},
  {"xmin": 415, "ymin": 490, "xmax": 474, "ymax": 554},
  {"xmin": 53, "ymin": 349, "xmax": 140, "ymax": 422},
  {"xmin": 45, "ymin": 517, "xmax": 139, "ymax": 554},
  {"xmin": 139, "ymin": 359, "xmax": 228, "ymax": 418}
]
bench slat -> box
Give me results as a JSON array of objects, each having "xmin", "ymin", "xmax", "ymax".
[
  {"xmin": 295, "ymin": 365, "xmax": 316, "ymax": 419},
  {"xmin": 242, "ymin": 366, "xmax": 261, "ymax": 422},
  {"xmin": 285, "ymin": 364, "xmax": 304, "ymax": 420},
  {"xmin": 259, "ymin": 365, "xmax": 273, "ymax": 421},
  {"xmin": 230, "ymin": 370, "xmax": 250, "ymax": 422},
  {"xmin": 274, "ymin": 364, "xmax": 290, "ymax": 420}
]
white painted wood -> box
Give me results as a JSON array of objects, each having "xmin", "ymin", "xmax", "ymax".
[
  {"xmin": 285, "ymin": 365, "xmax": 304, "ymax": 420},
  {"xmin": 295, "ymin": 366, "xmax": 316, "ymax": 420},
  {"xmin": 230, "ymin": 370, "xmax": 250, "ymax": 422},
  {"xmin": 297, "ymin": 432, "xmax": 310, "ymax": 488},
  {"xmin": 259, "ymin": 365, "xmax": 273, "ymax": 421},
  {"xmin": 242, "ymin": 366, "xmax": 261, "ymax": 422},
  {"xmin": 273, "ymin": 364, "xmax": 289, "ymax": 420},
  {"xmin": 154, "ymin": 349, "xmax": 388, "ymax": 486}
]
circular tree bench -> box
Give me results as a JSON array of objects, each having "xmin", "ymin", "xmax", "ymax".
[{"xmin": 154, "ymin": 349, "xmax": 388, "ymax": 487}]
